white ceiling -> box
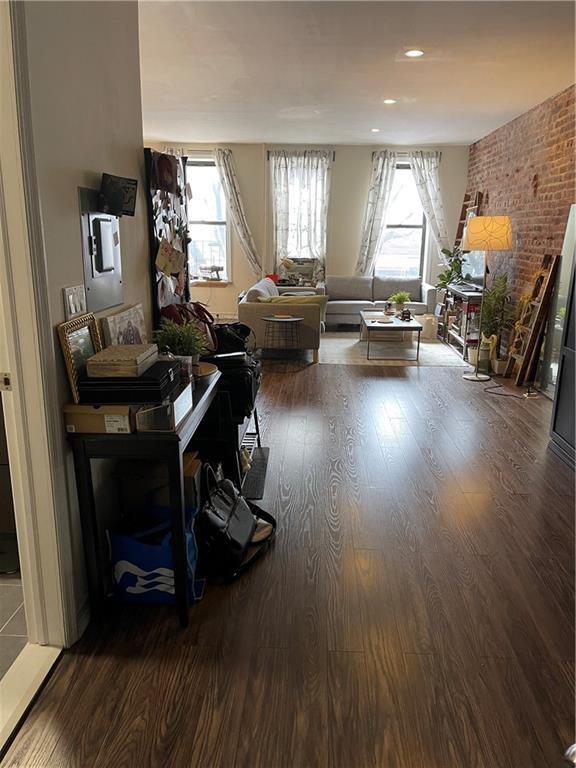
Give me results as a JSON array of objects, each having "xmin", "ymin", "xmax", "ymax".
[{"xmin": 139, "ymin": 1, "xmax": 575, "ymax": 146}]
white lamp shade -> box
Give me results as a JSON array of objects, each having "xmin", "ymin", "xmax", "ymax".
[{"xmin": 462, "ymin": 216, "xmax": 512, "ymax": 252}]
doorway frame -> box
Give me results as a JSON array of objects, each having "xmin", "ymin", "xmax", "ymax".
[{"xmin": 0, "ymin": 1, "xmax": 69, "ymax": 745}]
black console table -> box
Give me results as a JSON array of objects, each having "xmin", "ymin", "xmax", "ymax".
[{"xmin": 69, "ymin": 371, "xmax": 221, "ymax": 628}]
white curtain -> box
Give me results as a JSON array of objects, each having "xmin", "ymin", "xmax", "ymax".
[
  {"xmin": 214, "ymin": 148, "xmax": 262, "ymax": 276},
  {"xmin": 355, "ymin": 150, "xmax": 397, "ymax": 276},
  {"xmin": 269, "ymin": 150, "xmax": 332, "ymax": 269},
  {"xmin": 408, "ymin": 150, "xmax": 450, "ymax": 253}
]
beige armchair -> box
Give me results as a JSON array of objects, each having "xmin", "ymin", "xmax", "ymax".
[{"xmin": 238, "ymin": 278, "xmax": 322, "ymax": 362}]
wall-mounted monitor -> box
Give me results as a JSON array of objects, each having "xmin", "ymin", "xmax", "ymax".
[{"xmin": 99, "ymin": 173, "xmax": 138, "ymax": 217}]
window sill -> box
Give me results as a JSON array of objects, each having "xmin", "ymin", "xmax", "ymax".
[{"xmin": 190, "ymin": 280, "xmax": 231, "ymax": 288}]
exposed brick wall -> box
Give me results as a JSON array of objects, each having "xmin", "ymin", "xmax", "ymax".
[{"xmin": 466, "ymin": 85, "xmax": 575, "ymax": 299}]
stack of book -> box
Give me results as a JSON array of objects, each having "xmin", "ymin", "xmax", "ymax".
[{"xmin": 64, "ymin": 343, "xmax": 194, "ymax": 434}]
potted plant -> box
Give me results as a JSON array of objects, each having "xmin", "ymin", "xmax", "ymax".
[
  {"xmin": 480, "ymin": 272, "xmax": 515, "ymax": 374},
  {"xmin": 437, "ymin": 247, "xmax": 466, "ymax": 290},
  {"xmin": 388, "ymin": 291, "xmax": 411, "ymax": 315},
  {"xmin": 153, "ymin": 318, "xmax": 208, "ymax": 380}
]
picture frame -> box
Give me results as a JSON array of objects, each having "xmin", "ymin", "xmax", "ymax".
[
  {"xmin": 58, "ymin": 313, "xmax": 102, "ymax": 403},
  {"xmin": 100, "ymin": 303, "xmax": 148, "ymax": 347}
]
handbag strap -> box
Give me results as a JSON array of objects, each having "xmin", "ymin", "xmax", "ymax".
[
  {"xmin": 202, "ymin": 463, "xmax": 221, "ymax": 501},
  {"xmin": 190, "ymin": 301, "xmax": 215, "ymax": 325},
  {"xmin": 246, "ymin": 502, "xmax": 277, "ymax": 533}
]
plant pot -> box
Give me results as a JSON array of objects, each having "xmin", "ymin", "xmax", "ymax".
[
  {"xmin": 395, "ymin": 303, "xmax": 404, "ymax": 316},
  {"xmin": 492, "ymin": 358, "xmax": 508, "ymax": 376}
]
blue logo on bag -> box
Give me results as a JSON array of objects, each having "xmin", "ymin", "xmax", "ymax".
[{"xmin": 108, "ymin": 506, "xmax": 203, "ymax": 605}]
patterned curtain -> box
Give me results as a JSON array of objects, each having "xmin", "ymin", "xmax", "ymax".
[
  {"xmin": 269, "ymin": 149, "xmax": 333, "ymax": 269},
  {"xmin": 355, "ymin": 150, "xmax": 397, "ymax": 276},
  {"xmin": 214, "ymin": 148, "xmax": 262, "ymax": 276},
  {"xmin": 408, "ymin": 150, "xmax": 450, "ymax": 253}
]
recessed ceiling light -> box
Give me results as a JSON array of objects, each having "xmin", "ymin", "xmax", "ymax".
[
  {"xmin": 383, "ymin": 99, "xmax": 397, "ymax": 105},
  {"xmin": 405, "ymin": 49, "xmax": 424, "ymax": 58},
  {"xmin": 371, "ymin": 128, "xmax": 380, "ymax": 133}
]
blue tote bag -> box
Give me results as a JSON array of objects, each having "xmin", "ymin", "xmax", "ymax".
[{"xmin": 108, "ymin": 506, "xmax": 204, "ymax": 605}]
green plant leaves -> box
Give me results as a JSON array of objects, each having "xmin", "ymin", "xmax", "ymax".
[{"xmin": 152, "ymin": 318, "xmax": 208, "ymax": 357}]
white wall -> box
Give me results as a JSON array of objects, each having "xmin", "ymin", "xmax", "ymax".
[
  {"xmin": 23, "ymin": 0, "xmax": 150, "ymax": 638},
  {"xmin": 149, "ymin": 141, "xmax": 468, "ymax": 313}
]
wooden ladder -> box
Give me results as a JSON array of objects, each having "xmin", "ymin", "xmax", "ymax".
[
  {"xmin": 504, "ymin": 253, "xmax": 559, "ymax": 385},
  {"xmin": 454, "ymin": 191, "xmax": 483, "ymax": 250}
]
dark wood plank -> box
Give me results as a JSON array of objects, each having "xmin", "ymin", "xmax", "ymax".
[{"xmin": 3, "ymin": 363, "xmax": 573, "ymax": 768}]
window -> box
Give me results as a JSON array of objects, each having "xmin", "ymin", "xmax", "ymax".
[
  {"xmin": 374, "ymin": 164, "xmax": 426, "ymax": 279},
  {"xmin": 270, "ymin": 150, "xmax": 332, "ymax": 266},
  {"xmin": 187, "ymin": 160, "xmax": 229, "ymax": 282}
]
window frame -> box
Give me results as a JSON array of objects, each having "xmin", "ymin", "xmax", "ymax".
[
  {"xmin": 375, "ymin": 162, "xmax": 427, "ymax": 279},
  {"xmin": 186, "ymin": 158, "xmax": 231, "ymax": 285}
]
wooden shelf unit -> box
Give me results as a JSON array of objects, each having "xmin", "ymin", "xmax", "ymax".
[{"xmin": 438, "ymin": 283, "xmax": 483, "ymax": 362}]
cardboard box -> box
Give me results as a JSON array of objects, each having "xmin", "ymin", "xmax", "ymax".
[
  {"xmin": 63, "ymin": 404, "xmax": 136, "ymax": 434},
  {"xmin": 153, "ymin": 453, "xmax": 202, "ymax": 508},
  {"xmin": 114, "ymin": 452, "xmax": 202, "ymax": 510}
]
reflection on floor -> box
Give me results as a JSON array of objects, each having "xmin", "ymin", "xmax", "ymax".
[{"xmin": 0, "ymin": 574, "xmax": 27, "ymax": 679}]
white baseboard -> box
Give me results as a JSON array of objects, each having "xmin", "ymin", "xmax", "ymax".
[
  {"xmin": 75, "ymin": 599, "xmax": 91, "ymax": 643},
  {"xmin": 0, "ymin": 643, "xmax": 61, "ymax": 752}
]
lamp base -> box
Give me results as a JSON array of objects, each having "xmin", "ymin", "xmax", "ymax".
[
  {"xmin": 462, "ymin": 371, "xmax": 491, "ymax": 382},
  {"xmin": 524, "ymin": 388, "xmax": 539, "ymax": 399}
]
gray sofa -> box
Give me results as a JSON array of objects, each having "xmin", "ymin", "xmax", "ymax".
[{"xmin": 325, "ymin": 276, "xmax": 436, "ymax": 326}]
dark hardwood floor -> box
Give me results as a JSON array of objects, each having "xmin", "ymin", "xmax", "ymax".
[{"xmin": 3, "ymin": 363, "xmax": 574, "ymax": 768}]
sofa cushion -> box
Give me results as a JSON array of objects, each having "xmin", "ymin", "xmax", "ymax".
[
  {"xmin": 374, "ymin": 300, "xmax": 428, "ymax": 315},
  {"xmin": 373, "ymin": 277, "xmax": 422, "ymax": 302},
  {"xmin": 259, "ymin": 294, "xmax": 328, "ymax": 320},
  {"xmin": 326, "ymin": 300, "xmax": 375, "ymax": 315},
  {"xmin": 245, "ymin": 277, "xmax": 279, "ymax": 302},
  {"xmin": 326, "ymin": 275, "xmax": 373, "ymax": 301}
]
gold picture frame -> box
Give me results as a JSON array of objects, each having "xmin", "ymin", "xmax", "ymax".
[{"xmin": 58, "ymin": 313, "xmax": 102, "ymax": 403}]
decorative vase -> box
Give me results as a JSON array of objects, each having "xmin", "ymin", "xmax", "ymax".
[
  {"xmin": 492, "ymin": 358, "xmax": 507, "ymax": 376},
  {"xmin": 468, "ymin": 347, "xmax": 478, "ymax": 366},
  {"xmin": 479, "ymin": 333, "xmax": 497, "ymax": 374},
  {"xmin": 174, "ymin": 354, "xmax": 195, "ymax": 381}
]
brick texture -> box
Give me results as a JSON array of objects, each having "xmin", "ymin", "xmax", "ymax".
[{"xmin": 466, "ymin": 85, "xmax": 575, "ymax": 299}]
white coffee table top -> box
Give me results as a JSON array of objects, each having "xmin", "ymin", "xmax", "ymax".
[{"xmin": 360, "ymin": 311, "xmax": 423, "ymax": 330}]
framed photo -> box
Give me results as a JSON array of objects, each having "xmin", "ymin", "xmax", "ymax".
[
  {"xmin": 101, "ymin": 303, "xmax": 147, "ymax": 347},
  {"xmin": 63, "ymin": 285, "xmax": 87, "ymax": 320},
  {"xmin": 58, "ymin": 313, "xmax": 102, "ymax": 403}
]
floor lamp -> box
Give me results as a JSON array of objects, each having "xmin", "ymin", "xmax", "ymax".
[{"xmin": 461, "ymin": 215, "xmax": 513, "ymax": 382}]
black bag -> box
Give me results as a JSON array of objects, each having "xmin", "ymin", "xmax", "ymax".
[
  {"xmin": 203, "ymin": 352, "xmax": 261, "ymax": 423},
  {"xmin": 213, "ymin": 322, "xmax": 254, "ymax": 354},
  {"xmin": 197, "ymin": 466, "xmax": 276, "ymax": 581}
]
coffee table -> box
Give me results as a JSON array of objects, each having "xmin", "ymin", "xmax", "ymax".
[{"xmin": 359, "ymin": 311, "xmax": 423, "ymax": 361}]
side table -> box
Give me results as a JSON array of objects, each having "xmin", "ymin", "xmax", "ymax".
[{"xmin": 262, "ymin": 316, "xmax": 304, "ymax": 350}]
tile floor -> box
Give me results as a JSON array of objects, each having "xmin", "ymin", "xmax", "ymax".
[{"xmin": 0, "ymin": 574, "xmax": 27, "ymax": 678}]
